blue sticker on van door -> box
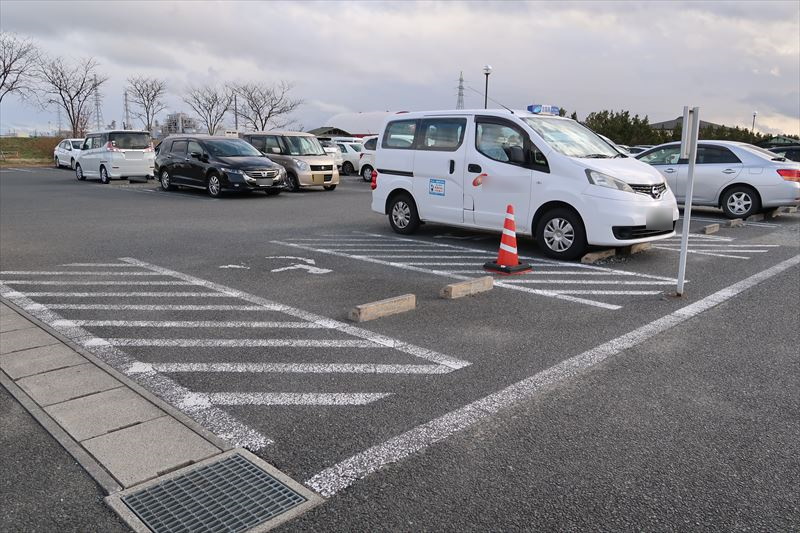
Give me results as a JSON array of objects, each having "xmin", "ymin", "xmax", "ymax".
[{"xmin": 429, "ymin": 179, "xmax": 445, "ymax": 196}]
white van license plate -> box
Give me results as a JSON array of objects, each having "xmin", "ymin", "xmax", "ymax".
[{"xmin": 646, "ymin": 208, "xmax": 673, "ymax": 230}]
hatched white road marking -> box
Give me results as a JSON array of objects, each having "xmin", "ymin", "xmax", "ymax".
[
  {"xmin": 150, "ymin": 363, "xmax": 450, "ymax": 374},
  {"xmin": 91, "ymin": 338, "xmax": 387, "ymax": 348},
  {"xmin": 0, "ymin": 280, "xmax": 193, "ymax": 285},
  {"xmin": 38, "ymin": 304, "xmax": 279, "ymax": 311},
  {"xmin": 0, "ymin": 271, "xmax": 163, "ymax": 276},
  {"xmin": 51, "ymin": 320, "xmax": 328, "ymax": 328},
  {"xmin": 20, "ymin": 291, "xmax": 229, "ymax": 297},
  {"xmin": 201, "ymin": 392, "xmax": 392, "ymax": 406},
  {"xmin": 273, "ymin": 232, "xmax": 684, "ymax": 310},
  {"xmin": 305, "ymin": 254, "xmax": 800, "ymax": 497},
  {"xmin": 60, "ymin": 263, "xmax": 140, "ymax": 267}
]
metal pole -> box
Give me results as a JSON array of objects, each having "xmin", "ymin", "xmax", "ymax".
[
  {"xmin": 751, "ymin": 113, "xmax": 756, "ymax": 133},
  {"xmin": 484, "ymin": 73, "xmax": 489, "ymax": 109},
  {"xmin": 676, "ymin": 106, "xmax": 701, "ymax": 296},
  {"xmin": 234, "ymin": 94, "xmax": 238, "ymax": 131}
]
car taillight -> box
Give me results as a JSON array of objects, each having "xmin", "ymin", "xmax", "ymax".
[
  {"xmin": 370, "ymin": 169, "xmax": 378, "ymax": 190},
  {"xmin": 105, "ymin": 141, "xmax": 122, "ymax": 152},
  {"xmin": 777, "ymin": 169, "xmax": 800, "ymax": 182}
]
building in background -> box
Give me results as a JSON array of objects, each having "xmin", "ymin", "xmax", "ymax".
[
  {"xmin": 649, "ymin": 116, "xmax": 723, "ymax": 135},
  {"xmin": 311, "ymin": 111, "xmax": 402, "ymax": 138},
  {"xmin": 160, "ymin": 112, "xmax": 200, "ymax": 138}
]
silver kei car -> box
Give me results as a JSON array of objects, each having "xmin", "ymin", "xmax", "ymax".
[{"xmin": 636, "ymin": 141, "xmax": 800, "ymax": 218}]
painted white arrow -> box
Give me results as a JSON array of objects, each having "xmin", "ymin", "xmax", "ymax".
[
  {"xmin": 265, "ymin": 256, "xmax": 316, "ymax": 265},
  {"xmin": 271, "ymin": 264, "xmax": 332, "ymax": 275}
]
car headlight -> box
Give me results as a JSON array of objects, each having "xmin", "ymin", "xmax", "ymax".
[
  {"xmin": 293, "ymin": 159, "xmax": 310, "ymax": 171},
  {"xmin": 585, "ymin": 169, "xmax": 635, "ymax": 193},
  {"xmin": 221, "ymin": 167, "xmax": 244, "ymax": 175}
]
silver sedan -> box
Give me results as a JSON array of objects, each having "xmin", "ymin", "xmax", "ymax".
[{"xmin": 636, "ymin": 141, "xmax": 800, "ymax": 218}]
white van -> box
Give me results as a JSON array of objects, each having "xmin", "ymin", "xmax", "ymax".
[
  {"xmin": 370, "ymin": 108, "xmax": 679, "ymax": 260},
  {"xmin": 75, "ymin": 130, "xmax": 155, "ymax": 183}
]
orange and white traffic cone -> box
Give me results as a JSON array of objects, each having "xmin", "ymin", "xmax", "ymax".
[{"xmin": 483, "ymin": 205, "xmax": 532, "ymax": 275}]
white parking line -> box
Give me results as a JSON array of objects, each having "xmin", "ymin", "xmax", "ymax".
[
  {"xmin": 550, "ymin": 290, "xmax": 663, "ymax": 295},
  {"xmin": 34, "ymin": 304, "xmax": 280, "ymax": 311},
  {"xmin": 0, "ymin": 271, "xmax": 163, "ymax": 276},
  {"xmin": 20, "ymin": 292, "xmax": 230, "ymax": 297},
  {"xmin": 0, "ymin": 280, "xmax": 194, "ymax": 285},
  {"xmin": 653, "ymin": 247, "xmax": 749, "ymax": 260},
  {"xmin": 305, "ymin": 254, "xmax": 800, "ymax": 497},
  {"xmin": 146, "ymin": 363, "xmax": 450, "ymax": 374},
  {"xmin": 52, "ymin": 320, "xmax": 327, "ymax": 328},
  {"xmin": 198, "ymin": 392, "xmax": 392, "ymax": 406},
  {"xmin": 60, "ymin": 263, "xmax": 140, "ymax": 267},
  {"xmin": 500, "ymin": 279, "xmax": 677, "ymax": 285},
  {"xmin": 84, "ymin": 338, "xmax": 387, "ymax": 348}
]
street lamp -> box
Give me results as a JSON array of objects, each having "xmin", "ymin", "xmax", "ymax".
[
  {"xmin": 483, "ymin": 65, "xmax": 492, "ymax": 109},
  {"xmin": 752, "ymin": 111, "xmax": 758, "ymax": 133}
]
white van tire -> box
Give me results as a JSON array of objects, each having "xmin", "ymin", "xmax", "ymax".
[
  {"xmin": 536, "ymin": 208, "xmax": 587, "ymax": 261},
  {"xmin": 388, "ymin": 193, "xmax": 420, "ymax": 234},
  {"xmin": 99, "ymin": 166, "xmax": 110, "ymax": 184},
  {"xmin": 75, "ymin": 164, "xmax": 85, "ymax": 181}
]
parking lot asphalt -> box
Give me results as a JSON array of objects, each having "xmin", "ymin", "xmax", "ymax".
[{"xmin": 2, "ymin": 166, "xmax": 798, "ymax": 529}]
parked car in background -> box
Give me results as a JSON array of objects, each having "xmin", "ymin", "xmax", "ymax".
[
  {"xmin": 319, "ymin": 140, "xmax": 344, "ymax": 170},
  {"xmin": 626, "ymin": 145, "xmax": 653, "ymax": 154},
  {"xmin": 358, "ymin": 136, "xmax": 378, "ymax": 182},
  {"xmin": 769, "ymin": 144, "xmax": 800, "ymax": 162},
  {"xmin": 75, "ymin": 130, "xmax": 154, "ymax": 183},
  {"xmin": 636, "ymin": 141, "xmax": 800, "ymax": 218},
  {"xmin": 335, "ymin": 141, "xmax": 363, "ymax": 175},
  {"xmin": 53, "ymin": 138, "xmax": 84, "ymax": 169},
  {"xmin": 372, "ymin": 108, "xmax": 678, "ymax": 260},
  {"xmin": 241, "ymin": 131, "xmax": 339, "ymax": 191},
  {"xmin": 154, "ymin": 135, "xmax": 285, "ymax": 198},
  {"xmin": 598, "ymin": 134, "xmax": 629, "ymax": 155}
]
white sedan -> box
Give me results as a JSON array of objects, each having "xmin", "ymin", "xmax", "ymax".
[
  {"xmin": 636, "ymin": 140, "xmax": 800, "ymax": 218},
  {"xmin": 53, "ymin": 138, "xmax": 84, "ymax": 169}
]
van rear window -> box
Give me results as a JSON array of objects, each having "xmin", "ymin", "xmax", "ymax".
[{"xmin": 108, "ymin": 132, "xmax": 151, "ymax": 149}]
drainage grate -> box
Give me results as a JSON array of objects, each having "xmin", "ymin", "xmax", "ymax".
[{"xmin": 121, "ymin": 453, "xmax": 307, "ymax": 533}]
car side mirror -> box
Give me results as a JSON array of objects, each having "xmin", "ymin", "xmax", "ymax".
[
  {"xmin": 190, "ymin": 151, "xmax": 203, "ymax": 160},
  {"xmin": 508, "ymin": 146, "xmax": 526, "ymax": 164},
  {"xmin": 271, "ymin": 147, "xmax": 281, "ymax": 154}
]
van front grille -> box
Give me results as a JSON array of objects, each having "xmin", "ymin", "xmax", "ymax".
[{"xmin": 630, "ymin": 183, "xmax": 667, "ymax": 199}]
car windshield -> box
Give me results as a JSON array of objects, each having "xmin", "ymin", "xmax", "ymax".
[
  {"xmin": 523, "ymin": 117, "xmax": 619, "ymax": 158},
  {"xmin": 108, "ymin": 132, "xmax": 151, "ymax": 149},
  {"xmin": 71, "ymin": 141, "xmax": 83, "ymax": 149},
  {"xmin": 348, "ymin": 143, "xmax": 362, "ymax": 152},
  {"xmin": 283, "ymin": 135, "xmax": 326, "ymax": 156},
  {"xmin": 205, "ymin": 139, "xmax": 263, "ymax": 157}
]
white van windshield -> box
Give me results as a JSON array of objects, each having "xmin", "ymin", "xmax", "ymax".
[{"xmin": 522, "ymin": 117, "xmax": 620, "ymax": 158}]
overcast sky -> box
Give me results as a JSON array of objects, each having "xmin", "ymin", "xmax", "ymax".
[{"xmin": 1, "ymin": 0, "xmax": 798, "ymax": 136}]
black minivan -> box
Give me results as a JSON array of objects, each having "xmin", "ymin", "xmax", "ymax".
[{"xmin": 154, "ymin": 136, "xmax": 286, "ymax": 197}]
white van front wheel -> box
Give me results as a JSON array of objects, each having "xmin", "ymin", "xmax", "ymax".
[
  {"xmin": 536, "ymin": 208, "xmax": 587, "ymax": 261},
  {"xmin": 388, "ymin": 193, "xmax": 420, "ymax": 235}
]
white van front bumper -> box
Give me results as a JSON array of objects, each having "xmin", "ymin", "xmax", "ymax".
[{"xmin": 581, "ymin": 191, "xmax": 680, "ymax": 247}]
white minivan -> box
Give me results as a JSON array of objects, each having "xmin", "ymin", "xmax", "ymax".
[
  {"xmin": 75, "ymin": 130, "xmax": 155, "ymax": 183},
  {"xmin": 371, "ymin": 108, "xmax": 679, "ymax": 260}
]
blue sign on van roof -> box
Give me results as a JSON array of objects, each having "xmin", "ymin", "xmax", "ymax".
[{"xmin": 527, "ymin": 104, "xmax": 560, "ymax": 116}]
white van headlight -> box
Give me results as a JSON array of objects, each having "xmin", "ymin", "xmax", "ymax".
[{"xmin": 585, "ymin": 170, "xmax": 635, "ymax": 193}]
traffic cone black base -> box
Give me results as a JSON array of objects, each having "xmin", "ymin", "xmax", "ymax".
[{"xmin": 483, "ymin": 261, "xmax": 532, "ymax": 275}]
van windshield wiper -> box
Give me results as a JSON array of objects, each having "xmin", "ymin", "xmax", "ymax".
[
  {"xmin": 582, "ymin": 154, "xmax": 612, "ymax": 158},
  {"xmin": 614, "ymin": 152, "xmax": 628, "ymax": 158}
]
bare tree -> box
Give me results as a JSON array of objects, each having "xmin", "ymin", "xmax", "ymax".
[
  {"xmin": 37, "ymin": 56, "xmax": 108, "ymax": 136},
  {"xmin": 182, "ymin": 84, "xmax": 233, "ymax": 135},
  {"xmin": 0, "ymin": 32, "xmax": 40, "ymax": 104},
  {"xmin": 233, "ymin": 81, "xmax": 302, "ymax": 131},
  {"xmin": 127, "ymin": 75, "xmax": 167, "ymax": 132}
]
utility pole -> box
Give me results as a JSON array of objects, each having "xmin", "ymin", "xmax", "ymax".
[
  {"xmin": 93, "ymin": 75, "xmax": 103, "ymax": 131},
  {"xmin": 456, "ymin": 72, "xmax": 465, "ymax": 110},
  {"xmin": 56, "ymin": 105, "xmax": 62, "ymax": 135}
]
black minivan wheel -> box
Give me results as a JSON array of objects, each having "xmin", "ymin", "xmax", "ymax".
[
  {"xmin": 207, "ymin": 173, "xmax": 222, "ymax": 198},
  {"xmin": 160, "ymin": 169, "xmax": 175, "ymax": 191},
  {"xmin": 388, "ymin": 193, "xmax": 420, "ymax": 235},
  {"xmin": 536, "ymin": 207, "xmax": 587, "ymax": 261}
]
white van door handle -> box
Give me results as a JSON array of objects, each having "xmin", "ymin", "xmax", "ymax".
[
  {"xmin": 722, "ymin": 169, "xmax": 736, "ymax": 174},
  {"xmin": 664, "ymin": 168, "xmax": 676, "ymax": 173},
  {"xmin": 449, "ymin": 160, "xmax": 455, "ymax": 174}
]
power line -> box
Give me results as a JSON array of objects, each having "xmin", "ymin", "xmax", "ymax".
[{"xmin": 93, "ymin": 75, "xmax": 103, "ymax": 131}]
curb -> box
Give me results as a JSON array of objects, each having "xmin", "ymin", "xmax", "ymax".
[
  {"xmin": 348, "ymin": 294, "xmax": 416, "ymax": 322},
  {"xmin": 440, "ymin": 276, "xmax": 493, "ymax": 299}
]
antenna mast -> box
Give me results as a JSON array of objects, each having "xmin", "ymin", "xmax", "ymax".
[{"xmin": 456, "ymin": 72, "xmax": 465, "ymax": 109}]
